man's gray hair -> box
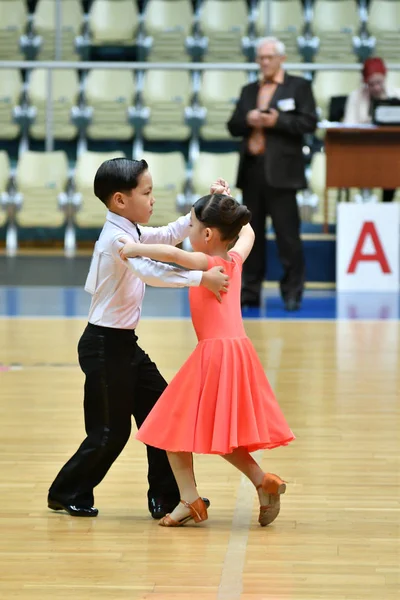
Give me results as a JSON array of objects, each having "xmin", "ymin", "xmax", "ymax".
[{"xmin": 256, "ymin": 37, "xmax": 286, "ymax": 56}]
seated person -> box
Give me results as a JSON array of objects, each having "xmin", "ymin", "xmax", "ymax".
[{"xmin": 344, "ymin": 57, "xmax": 400, "ymax": 203}]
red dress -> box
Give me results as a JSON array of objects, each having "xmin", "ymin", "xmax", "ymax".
[{"xmin": 136, "ymin": 251, "xmax": 295, "ymax": 454}]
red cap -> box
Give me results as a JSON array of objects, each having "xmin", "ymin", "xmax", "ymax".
[{"xmin": 362, "ymin": 57, "xmax": 386, "ymax": 82}]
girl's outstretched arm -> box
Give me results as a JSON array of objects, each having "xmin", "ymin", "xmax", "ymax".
[
  {"xmin": 120, "ymin": 241, "xmax": 209, "ymax": 271},
  {"xmin": 230, "ymin": 223, "xmax": 255, "ymax": 262}
]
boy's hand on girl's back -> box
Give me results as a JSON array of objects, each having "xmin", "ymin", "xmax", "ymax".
[{"xmin": 201, "ymin": 266, "xmax": 230, "ymax": 303}]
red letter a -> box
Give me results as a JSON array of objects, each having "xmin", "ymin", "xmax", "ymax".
[{"xmin": 347, "ymin": 222, "xmax": 391, "ymax": 274}]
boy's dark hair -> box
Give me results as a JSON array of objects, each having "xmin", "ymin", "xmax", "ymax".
[
  {"xmin": 94, "ymin": 158, "xmax": 148, "ymax": 205},
  {"xmin": 193, "ymin": 194, "xmax": 252, "ymax": 241}
]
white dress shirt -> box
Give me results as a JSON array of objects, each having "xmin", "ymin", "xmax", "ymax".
[{"xmin": 85, "ymin": 211, "xmax": 202, "ymax": 329}]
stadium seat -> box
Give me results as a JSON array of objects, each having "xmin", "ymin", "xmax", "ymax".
[
  {"xmin": 368, "ymin": 0, "xmax": 400, "ymax": 61},
  {"xmin": 313, "ymin": 71, "xmax": 360, "ymax": 120},
  {"xmin": 28, "ymin": 69, "xmax": 80, "ymax": 140},
  {"xmin": 0, "ymin": 0, "xmax": 26, "ymax": 60},
  {"xmin": 309, "ymin": 151, "xmax": 332, "ymax": 224},
  {"xmin": 199, "ymin": 0, "xmax": 248, "ymax": 62},
  {"xmin": 386, "ymin": 70, "xmax": 400, "ymax": 92},
  {"xmin": 85, "ymin": 70, "xmax": 135, "ymax": 140},
  {"xmin": 15, "ymin": 151, "xmax": 69, "ymax": 228},
  {"xmin": 33, "ymin": 0, "xmax": 83, "ymax": 60},
  {"xmin": 256, "ymin": 0, "xmax": 304, "ymax": 62},
  {"xmin": 142, "ymin": 70, "xmax": 191, "ymax": 141},
  {"xmin": 89, "ymin": 0, "xmax": 138, "ymax": 46},
  {"xmin": 290, "ymin": 70, "xmax": 308, "ymax": 80},
  {"xmin": 0, "ymin": 151, "xmax": 11, "ymax": 227},
  {"xmin": 141, "ymin": 151, "xmax": 186, "ymax": 225},
  {"xmin": 312, "ymin": 0, "xmax": 360, "ymax": 62},
  {"xmin": 192, "ymin": 152, "xmax": 240, "ymax": 199},
  {"xmin": 309, "ymin": 151, "xmax": 365, "ymax": 224},
  {"xmin": 0, "ymin": 70, "xmax": 22, "ymax": 141},
  {"xmin": 144, "ymin": 0, "xmax": 193, "ymax": 62},
  {"xmin": 198, "ymin": 70, "xmax": 248, "ymax": 140},
  {"xmin": 74, "ymin": 151, "xmax": 126, "ymax": 228}
]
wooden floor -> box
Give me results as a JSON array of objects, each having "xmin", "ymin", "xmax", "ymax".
[{"xmin": 0, "ymin": 318, "xmax": 399, "ymax": 600}]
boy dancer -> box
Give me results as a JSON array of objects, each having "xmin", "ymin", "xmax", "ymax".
[{"xmin": 48, "ymin": 158, "xmax": 228, "ymax": 518}]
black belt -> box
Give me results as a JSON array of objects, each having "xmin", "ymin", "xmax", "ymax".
[{"xmin": 87, "ymin": 323, "xmax": 136, "ymax": 338}]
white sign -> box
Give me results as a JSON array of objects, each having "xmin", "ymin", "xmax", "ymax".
[{"xmin": 336, "ymin": 204, "xmax": 400, "ymax": 291}]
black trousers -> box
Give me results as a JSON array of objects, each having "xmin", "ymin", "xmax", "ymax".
[
  {"xmin": 241, "ymin": 156, "xmax": 305, "ymax": 303},
  {"xmin": 383, "ymin": 189, "xmax": 395, "ymax": 202},
  {"xmin": 49, "ymin": 323, "xmax": 179, "ymax": 508}
]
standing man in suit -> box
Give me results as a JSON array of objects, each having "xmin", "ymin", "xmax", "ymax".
[{"xmin": 227, "ymin": 37, "xmax": 317, "ymax": 311}]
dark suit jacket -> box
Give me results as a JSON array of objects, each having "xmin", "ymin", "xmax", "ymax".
[{"xmin": 227, "ymin": 73, "xmax": 318, "ymax": 190}]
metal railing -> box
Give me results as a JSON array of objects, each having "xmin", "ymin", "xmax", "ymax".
[
  {"xmin": 3, "ymin": 60, "xmax": 400, "ymax": 71},
  {"xmin": 1, "ymin": 59, "xmax": 400, "ymax": 152},
  {"xmin": 1, "ymin": 58, "xmax": 400, "ymax": 254}
]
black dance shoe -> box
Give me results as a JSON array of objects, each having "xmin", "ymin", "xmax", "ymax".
[{"xmin": 48, "ymin": 495, "xmax": 98, "ymax": 517}]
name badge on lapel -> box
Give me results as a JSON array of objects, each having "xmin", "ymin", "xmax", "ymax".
[{"xmin": 277, "ymin": 98, "xmax": 296, "ymax": 112}]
